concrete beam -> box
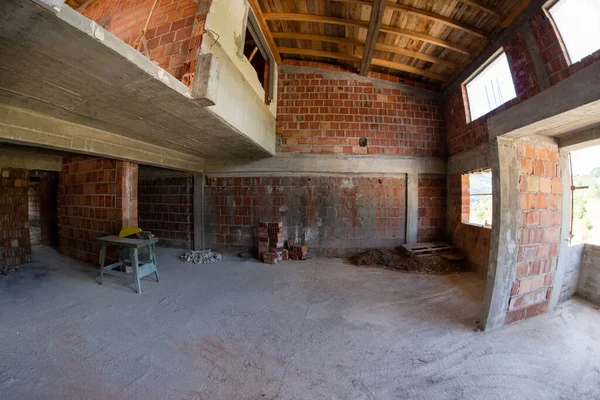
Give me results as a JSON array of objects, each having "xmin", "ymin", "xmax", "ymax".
[
  {"xmin": 0, "ymin": 105, "xmax": 205, "ymax": 173},
  {"xmin": 0, "ymin": 146, "xmax": 64, "ymax": 171},
  {"xmin": 480, "ymin": 137, "xmax": 520, "ymax": 331},
  {"xmin": 447, "ymin": 143, "xmax": 490, "ymax": 174},
  {"xmin": 559, "ymin": 126, "xmax": 600, "ymax": 150},
  {"xmin": 487, "ymin": 62, "xmax": 600, "ymax": 140},
  {"xmin": 204, "ymin": 153, "xmax": 446, "ymax": 176}
]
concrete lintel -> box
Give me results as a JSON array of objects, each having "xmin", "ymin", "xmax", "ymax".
[
  {"xmin": 279, "ymin": 65, "xmax": 441, "ymax": 101},
  {"xmin": 191, "ymin": 54, "xmax": 220, "ymax": 106},
  {"xmin": 447, "ymin": 144, "xmax": 490, "ymax": 175},
  {"xmin": 204, "ymin": 154, "xmax": 446, "ymax": 176},
  {"xmin": 0, "ymin": 105, "xmax": 205, "ymax": 173},
  {"xmin": 480, "ymin": 137, "xmax": 520, "ymax": 331},
  {"xmin": 559, "ymin": 126, "xmax": 600, "ymax": 150},
  {"xmin": 0, "ymin": 146, "xmax": 64, "ymax": 171},
  {"xmin": 487, "ymin": 62, "xmax": 600, "ymax": 140},
  {"xmin": 405, "ymin": 172, "xmax": 418, "ymax": 244}
]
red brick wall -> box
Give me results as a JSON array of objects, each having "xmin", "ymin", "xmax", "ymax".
[
  {"xmin": 447, "ymin": 173, "xmax": 491, "ymax": 273},
  {"xmin": 58, "ymin": 155, "xmax": 138, "ymax": 265},
  {"xmin": 277, "ymin": 68, "xmax": 445, "ymax": 156},
  {"xmin": 204, "ymin": 175, "xmax": 406, "ymax": 256},
  {"xmin": 0, "ymin": 169, "xmax": 31, "ymax": 268},
  {"xmin": 445, "ymin": 33, "xmax": 539, "ymax": 156},
  {"xmin": 417, "ymin": 174, "xmax": 446, "ymax": 242},
  {"xmin": 529, "ymin": 11, "xmax": 600, "ymax": 87},
  {"xmin": 82, "ymin": 0, "xmax": 207, "ymax": 85},
  {"xmin": 138, "ymin": 175, "xmax": 194, "ymax": 248},
  {"xmin": 505, "ymin": 140, "xmax": 561, "ymax": 324}
]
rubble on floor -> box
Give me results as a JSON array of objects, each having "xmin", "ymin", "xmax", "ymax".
[
  {"xmin": 1, "ymin": 265, "xmax": 20, "ymax": 276},
  {"xmin": 351, "ymin": 248, "xmax": 469, "ymax": 275},
  {"xmin": 179, "ymin": 249, "xmax": 223, "ymax": 264}
]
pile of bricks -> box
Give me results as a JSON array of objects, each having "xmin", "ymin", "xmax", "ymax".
[{"xmin": 258, "ymin": 222, "xmax": 308, "ymax": 264}]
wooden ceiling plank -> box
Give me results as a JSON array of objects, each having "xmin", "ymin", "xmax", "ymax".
[
  {"xmin": 278, "ymin": 47, "xmax": 362, "ymax": 62},
  {"xmin": 265, "ymin": 13, "xmax": 472, "ymax": 56},
  {"xmin": 371, "ymin": 58, "xmax": 447, "ymax": 81},
  {"xmin": 359, "ymin": 0, "xmax": 387, "ymax": 76},
  {"xmin": 272, "ymin": 32, "xmax": 459, "ymax": 69},
  {"xmin": 332, "ymin": 0, "xmax": 487, "ymax": 38},
  {"xmin": 459, "ymin": 0, "xmax": 505, "ymax": 19},
  {"xmin": 248, "ymin": 0, "xmax": 283, "ymax": 64}
]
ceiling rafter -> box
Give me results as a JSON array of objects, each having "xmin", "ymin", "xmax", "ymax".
[
  {"xmin": 264, "ymin": 13, "xmax": 472, "ymax": 56},
  {"xmin": 271, "ymin": 32, "xmax": 459, "ymax": 69},
  {"xmin": 277, "ymin": 47, "xmax": 448, "ymax": 81},
  {"xmin": 459, "ymin": 0, "xmax": 506, "ymax": 19},
  {"xmin": 359, "ymin": 0, "xmax": 387, "ymax": 76},
  {"xmin": 331, "ymin": 0, "xmax": 488, "ymax": 38}
]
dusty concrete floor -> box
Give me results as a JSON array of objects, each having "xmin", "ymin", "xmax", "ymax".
[{"xmin": 1, "ymin": 246, "xmax": 599, "ymax": 399}]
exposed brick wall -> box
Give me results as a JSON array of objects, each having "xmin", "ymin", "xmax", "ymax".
[
  {"xmin": 529, "ymin": 11, "xmax": 600, "ymax": 87},
  {"xmin": 138, "ymin": 175, "xmax": 194, "ymax": 248},
  {"xmin": 447, "ymin": 173, "xmax": 491, "ymax": 274},
  {"xmin": 204, "ymin": 175, "xmax": 406, "ymax": 256},
  {"xmin": 28, "ymin": 180, "xmax": 41, "ymax": 246},
  {"xmin": 505, "ymin": 140, "xmax": 561, "ymax": 324},
  {"xmin": 82, "ymin": 0, "xmax": 208, "ymax": 85},
  {"xmin": 39, "ymin": 173, "xmax": 59, "ymax": 248},
  {"xmin": 417, "ymin": 174, "xmax": 446, "ymax": 242},
  {"xmin": 445, "ymin": 33, "xmax": 538, "ymax": 156},
  {"xmin": 277, "ymin": 68, "xmax": 445, "ymax": 156},
  {"xmin": 0, "ymin": 169, "xmax": 31, "ymax": 268},
  {"xmin": 58, "ymin": 155, "xmax": 138, "ymax": 265}
]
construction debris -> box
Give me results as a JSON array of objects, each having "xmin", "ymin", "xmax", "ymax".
[
  {"xmin": 179, "ymin": 249, "xmax": 223, "ymax": 264},
  {"xmin": 352, "ymin": 248, "xmax": 468, "ymax": 275},
  {"xmin": 258, "ymin": 222, "xmax": 308, "ymax": 263}
]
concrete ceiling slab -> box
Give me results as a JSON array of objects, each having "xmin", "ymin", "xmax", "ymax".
[{"xmin": 0, "ymin": 0, "xmax": 274, "ymax": 159}]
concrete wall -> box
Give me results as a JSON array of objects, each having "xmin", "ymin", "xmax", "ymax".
[
  {"xmin": 576, "ymin": 244, "xmax": 600, "ymax": 306},
  {"xmin": 0, "ymin": 168, "xmax": 31, "ymax": 268},
  {"xmin": 558, "ymin": 243, "xmax": 585, "ymax": 303},
  {"xmin": 58, "ymin": 155, "xmax": 138, "ymax": 265}
]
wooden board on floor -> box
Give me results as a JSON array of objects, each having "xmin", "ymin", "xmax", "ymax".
[{"xmin": 403, "ymin": 242, "xmax": 454, "ymax": 257}]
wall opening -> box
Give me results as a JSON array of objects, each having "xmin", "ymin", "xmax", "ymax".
[
  {"xmin": 28, "ymin": 170, "xmax": 59, "ymax": 249},
  {"xmin": 462, "ymin": 169, "xmax": 493, "ymax": 228},
  {"xmin": 569, "ymin": 144, "xmax": 600, "ymax": 244}
]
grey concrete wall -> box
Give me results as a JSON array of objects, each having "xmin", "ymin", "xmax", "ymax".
[
  {"xmin": 577, "ymin": 244, "xmax": 600, "ymax": 306},
  {"xmin": 558, "ymin": 243, "xmax": 585, "ymax": 303}
]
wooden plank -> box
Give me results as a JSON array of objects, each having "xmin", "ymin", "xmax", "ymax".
[
  {"xmin": 331, "ymin": 0, "xmax": 488, "ymax": 38},
  {"xmin": 360, "ymin": 0, "xmax": 387, "ymax": 76},
  {"xmin": 459, "ymin": 0, "xmax": 505, "ymax": 19},
  {"xmin": 248, "ymin": 0, "xmax": 283, "ymax": 64},
  {"xmin": 278, "ymin": 47, "xmax": 362, "ymax": 62},
  {"xmin": 263, "ymin": 13, "xmax": 369, "ymax": 29},
  {"xmin": 371, "ymin": 58, "xmax": 448, "ymax": 81},
  {"xmin": 501, "ymin": 0, "xmax": 531, "ymax": 28},
  {"xmin": 272, "ymin": 32, "xmax": 458, "ymax": 69},
  {"xmin": 380, "ymin": 24, "xmax": 473, "ymax": 56}
]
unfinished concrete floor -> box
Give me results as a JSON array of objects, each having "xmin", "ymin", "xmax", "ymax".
[{"xmin": 1, "ymin": 246, "xmax": 599, "ymax": 399}]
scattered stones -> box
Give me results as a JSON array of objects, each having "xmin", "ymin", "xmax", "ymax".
[{"xmin": 179, "ymin": 249, "xmax": 223, "ymax": 264}]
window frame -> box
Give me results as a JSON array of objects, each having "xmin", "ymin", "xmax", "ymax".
[
  {"xmin": 543, "ymin": 0, "xmax": 574, "ymax": 66},
  {"xmin": 462, "ymin": 50, "xmax": 517, "ymax": 123},
  {"xmin": 244, "ymin": 8, "xmax": 276, "ymax": 105},
  {"xmin": 461, "ymin": 169, "xmax": 494, "ymax": 229}
]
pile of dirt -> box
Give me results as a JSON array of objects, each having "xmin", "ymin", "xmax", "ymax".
[{"xmin": 351, "ymin": 248, "xmax": 469, "ymax": 275}]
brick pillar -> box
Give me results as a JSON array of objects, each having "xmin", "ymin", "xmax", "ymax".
[
  {"xmin": 58, "ymin": 155, "xmax": 139, "ymax": 265},
  {"xmin": 0, "ymin": 168, "xmax": 31, "ymax": 268}
]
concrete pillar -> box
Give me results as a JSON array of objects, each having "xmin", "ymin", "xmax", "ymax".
[
  {"xmin": 193, "ymin": 173, "xmax": 205, "ymax": 250},
  {"xmin": 406, "ymin": 172, "xmax": 418, "ymax": 244},
  {"xmin": 480, "ymin": 137, "xmax": 520, "ymax": 331}
]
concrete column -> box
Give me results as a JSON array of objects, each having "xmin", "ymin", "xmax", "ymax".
[
  {"xmin": 193, "ymin": 173, "xmax": 205, "ymax": 250},
  {"xmin": 480, "ymin": 137, "xmax": 520, "ymax": 331},
  {"xmin": 406, "ymin": 172, "xmax": 418, "ymax": 244}
]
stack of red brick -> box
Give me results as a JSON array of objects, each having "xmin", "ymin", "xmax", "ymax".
[{"xmin": 259, "ymin": 222, "xmax": 308, "ymax": 264}]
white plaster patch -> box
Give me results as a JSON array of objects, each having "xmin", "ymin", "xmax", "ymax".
[
  {"xmin": 277, "ymin": 185, "xmax": 284, "ymax": 192},
  {"xmin": 267, "ymin": 185, "xmax": 273, "ymax": 194},
  {"xmin": 157, "ymin": 70, "xmax": 171, "ymax": 85},
  {"xmin": 91, "ymin": 23, "xmax": 105, "ymax": 41},
  {"xmin": 340, "ymin": 178, "xmax": 355, "ymax": 188},
  {"xmin": 279, "ymin": 205, "xmax": 288, "ymax": 212},
  {"xmin": 316, "ymin": 217, "xmax": 323, "ymax": 227}
]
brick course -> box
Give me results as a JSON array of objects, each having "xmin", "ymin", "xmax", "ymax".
[
  {"xmin": 277, "ymin": 67, "xmax": 445, "ymax": 156},
  {"xmin": 82, "ymin": 0, "xmax": 208, "ymax": 86},
  {"xmin": 0, "ymin": 169, "xmax": 31, "ymax": 267},
  {"xmin": 505, "ymin": 140, "xmax": 561, "ymax": 324},
  {"xmin": 138, "ymin": 175, "xmax": 194, "ymax": 248},
  {"xmin": 58, "ymin": 155, "xmax": 138, "ymax": 265},
  {"xmin": 417, "ymin": 174, "xmax": 446, "ymax": 242},
  {"xmin": 204, "ymin": 175, "xmax": 406, "ymax": 256}
]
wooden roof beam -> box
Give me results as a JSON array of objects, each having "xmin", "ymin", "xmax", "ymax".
[
  {"xmin": 264, "ymin": 13, "xmax": 472, "ymax": 56},
  {"xmin": 360, "ymin": 0, "xmax": 387, "ymax": 76},
  {"xmin": 331, "ymin": 0, "xmax": 488, "ymax": 38},
  {"xmin": 277, "ymin": 47, "xmax": 447, "ymax": 81},
  {"xmin": 459, "ymin": 0, "xmax": 505, "ymax": 19},
  {"xmin": 248, "ymin": 0, "xmax": 283, "ymax": 64},
  {"xmin": 271, "ymin": 32, "xmax": 459, "ymax": 69}
]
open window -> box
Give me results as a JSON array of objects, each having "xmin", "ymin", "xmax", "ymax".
[
  {"xmin": 569, "ymin": 145, "xmax": 600, "ymax": 244},
  {"xmin": 463, "ymin": 170, "xmax": 493, "ymax": 227},
  {"xmin": 464, "ymin": 52, "xmax": 517, "ymax": 122},
  {"xmin": 547, "ymin": 0, "xmax": 600, "ymax": 64},
  {"xmin": 244, "ymin": 9, "xmax": 276, "ymax": 105}
]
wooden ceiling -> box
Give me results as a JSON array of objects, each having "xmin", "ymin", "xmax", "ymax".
[{"xmin": 251, "ymin": 0, "xmax": 531, "ymax": 85}]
